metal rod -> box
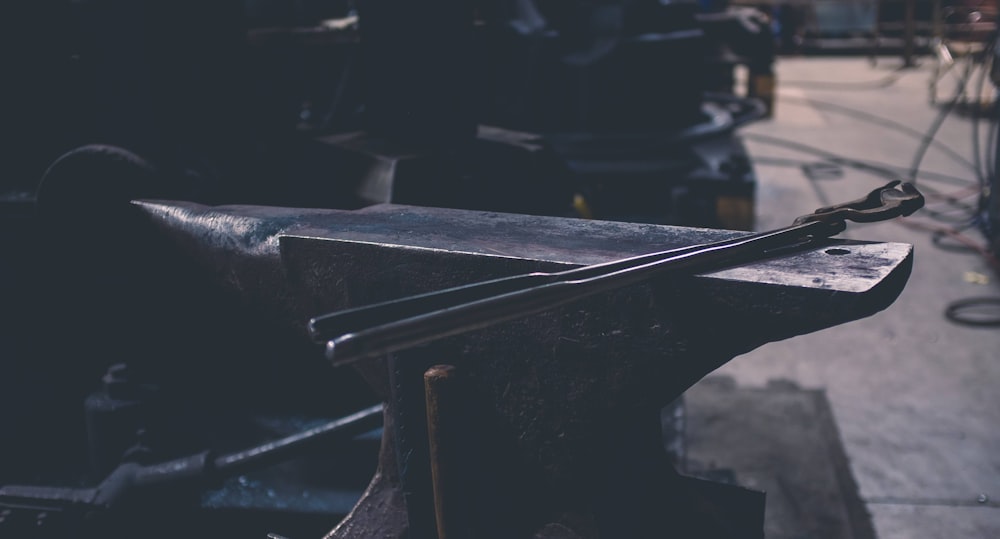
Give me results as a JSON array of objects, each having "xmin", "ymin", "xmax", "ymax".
[
  {"xmin": 1, "ymin": 405, "xmax": 386, "ymax": 516},
  {"xmin": 213, "ymin": 404, "xmax": 384, "ymax": 475},
  {"xmin": 424, "ymin": 364, "xmax": 469, "ymax": 539},
  {"xmin": 309, "ymin": 229, "xmax": 804, "ymax": 341},
  {"xmin": 316, "ymin": 182, "xmax": 921, "ymax": 367},
  {"xmin": 325, "ymin": 220, "xmax": 840, "ymax": 367}
]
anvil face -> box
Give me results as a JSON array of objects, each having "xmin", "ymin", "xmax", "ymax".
[{"xmin": 133, "ymin": 201, "xmax": 912, "ymax": 538}]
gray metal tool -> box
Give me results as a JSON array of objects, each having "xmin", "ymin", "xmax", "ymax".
[
  {"xmin": 122, "ymin": 187, "xmax": 917, "ymax": 539},
  {"xmin": 310, "ymin": 180, "xmax": 924, "ymax": 366}
]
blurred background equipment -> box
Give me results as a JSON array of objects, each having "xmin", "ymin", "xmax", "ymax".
[
  {"xmin": 3, "ymin": 0, "xmax": 774, "ymax": 228},
  {"xmin": 0, "ymin": 0, "xmax": 775, "ymax": 537}
]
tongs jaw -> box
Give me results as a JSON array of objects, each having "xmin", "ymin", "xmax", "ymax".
[{"xmin": 793, "ymin": 181, "xmax": 925, "ymax": 225}]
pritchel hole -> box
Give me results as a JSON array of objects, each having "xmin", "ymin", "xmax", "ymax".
[{"xmin": 825, "ymin": 248, "xmax": 851, "ymax": 256}]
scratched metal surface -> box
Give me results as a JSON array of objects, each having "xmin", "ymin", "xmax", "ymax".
[
  {"xmin": 131, "ymin": 197, "xmax": 913, "ymax": 405},
  {"xmin": 132, "ymin": 200, "xmax": 913, "ymax": 538},
  {"xmin": 131, "ymin": 200, "xmax": 914, "ymax": 393},
  {"xmin": 134, "ymin": 201, "xmax": 910, "ymax": 292}
]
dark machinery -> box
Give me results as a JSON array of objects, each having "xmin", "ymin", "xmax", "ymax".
[
  {"xmin": 0, "ymin": 1, "xmax": 920, "ymax": 538},
  {"xmin": 0, "ymin": 181, "xmax": 920, "ymax": 537},
  {"xmin": 5, "ymin": 0, "xmax": 773, "ymax": 225}
]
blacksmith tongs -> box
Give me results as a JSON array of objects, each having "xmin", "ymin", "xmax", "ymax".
[{"xmin": 309, "ymin": 180, "xmax": 923, "ymax": 366}]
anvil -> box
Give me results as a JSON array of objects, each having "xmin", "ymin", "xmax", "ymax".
[{"xmin": 132, "ymin": 200, "xmax": 912, "ymax": 538}]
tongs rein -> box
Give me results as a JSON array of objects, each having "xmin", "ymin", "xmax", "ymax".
[{"xmin": 309, "ymin": 181, "xmax": 924, "ymax": 367}]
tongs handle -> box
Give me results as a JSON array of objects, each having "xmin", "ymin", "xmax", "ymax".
[
  {"xmin": 308, "ymin": 231, "xmax": 781, "ymax": 341},
  {"xmin": 314, "ymin": 181, "xmax": 923, "ymax": 367},
  {"xmin": 320, "ymin": 220, "xmax": 837, "ymax": 366}
]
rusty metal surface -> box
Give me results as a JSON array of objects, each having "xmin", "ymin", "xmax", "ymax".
[{"xmin": 131, "ymin": 200, "xmax": 913, "ymax": 538}]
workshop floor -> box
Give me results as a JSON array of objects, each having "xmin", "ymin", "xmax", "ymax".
[{"xmin": 705, "ymin": 56, "xmax": 1000, "ymax": 538}]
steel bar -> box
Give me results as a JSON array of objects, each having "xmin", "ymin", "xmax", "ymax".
[
  {"xmin": 307, "ymin": 222, "xmax": 827, "ymax": 341},
  {"xmin": 324, "ymin": 220, "xmax": 840, "ymax": 366},
  {"xmin": 212, "ymin": 404, "xmax": 384, "ymax": 475},
  {"xmin": 318, "ymin": 181, "xmax": 923, "ymax": 366}
]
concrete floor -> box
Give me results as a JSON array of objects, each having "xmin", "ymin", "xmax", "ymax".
[{"xmin": 707, "ymin": 57, "xmax": 1000, "ymax": 538}]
